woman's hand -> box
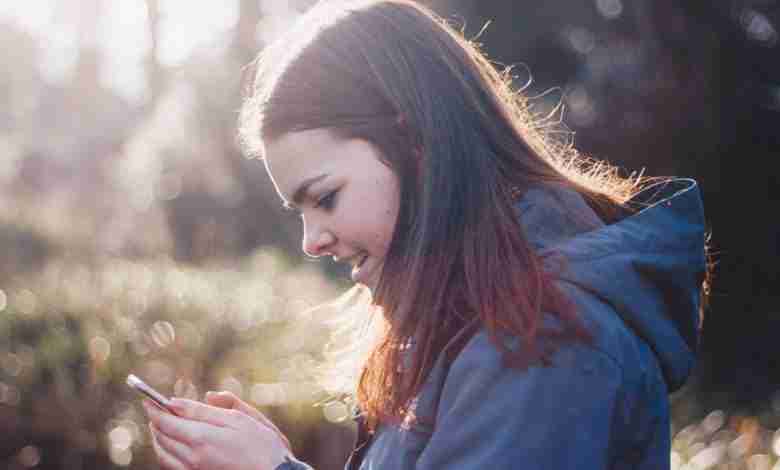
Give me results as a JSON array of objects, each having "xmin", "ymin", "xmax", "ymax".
[
  {"xmin": 144, "ymin": 393, "xmax": 293, "ymax": 470},
  {"xmin": 203, "ymin": 390, "xmax": 291, "ymax": 452}
]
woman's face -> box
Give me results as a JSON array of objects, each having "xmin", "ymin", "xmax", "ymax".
[{"xmin": 263, "ymin": 128, "xmax": 400, "ymax": 292}]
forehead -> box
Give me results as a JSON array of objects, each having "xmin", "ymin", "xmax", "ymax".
[{"xmin": 263, "ymin": 129, "xmax": 342, "ymax": 195}]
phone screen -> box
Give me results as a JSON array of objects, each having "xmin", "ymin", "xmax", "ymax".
[{"xmin": 126, "ymin": 374, "xmax": 177, "ymax": 415}]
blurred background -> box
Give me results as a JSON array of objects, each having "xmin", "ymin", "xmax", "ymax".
[{"xmin": 0, "ymin": 0, "xmax": 778, "ymax": 469}]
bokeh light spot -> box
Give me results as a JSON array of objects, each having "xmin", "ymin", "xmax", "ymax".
[
  {"xmin": 89, "ymin": 336, "xmax": 111, "ymax": 364},
  {"xmin": 565, "ymin": 27, "xmax": 595, "ymax": 55},
  {"xmin": 17, "ymin": 445, "xmax": 41, "ymax": 468},
  {"xmin": 566, "ymin": 84, "xmax": 598, "ymax": 127},
  {"xmin": 109, "ymin": 446, "xmax": 133, "ymax": 466},
  {"xmin": 740, "ymin": 9, "xmax": 778, "ymax": 46},
  {"xmin": 108, "ymin": 426, "xmax": 133, "ymax": 452},
  {"xmin": 595, "ymin": 0, "xmax": 623, "ymax": 20},
  {"xmin": 0, "ymin": 382, "xmax": 21, "ymax": 406},
  {"xmin": 150, "ymin": 321, "xmax": 176, "ymax": 348},
  {"xmin": 1, "ymin": 353, "xmax": 23, "ymax": 377},
  {"xmin": 16, "ymin": 289, "xmax": 38, "ymax": 315},
  {"xmin": 251, "ymin": 382, "xmax": 284, "ymax": 406},
  {"xmin": 322, "ymin": 401, "xmax": 349, "ymax": 423}
]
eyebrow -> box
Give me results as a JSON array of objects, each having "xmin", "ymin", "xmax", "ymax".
[{"xmin": 284, "ymin": 173, "xmax": 329, "ymax": 210}]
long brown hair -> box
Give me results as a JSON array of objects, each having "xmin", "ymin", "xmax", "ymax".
[{"xmin": 239, "ymin": 0, "xmax": 704, "ymax": 432}]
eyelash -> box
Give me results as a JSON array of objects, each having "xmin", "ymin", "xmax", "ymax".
[
  {"xmin": 315, "ymin": 190, "xmax": 339, "ymax": 211},
  {"xmin": 283, "ymin": 189, "xmax": 339, "ymax": 218}
]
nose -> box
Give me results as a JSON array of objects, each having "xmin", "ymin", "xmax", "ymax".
[{"xmin": 302, "ymin": 219, "xmax": 336, "ymax": 258}]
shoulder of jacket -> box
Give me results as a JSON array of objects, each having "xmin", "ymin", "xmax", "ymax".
[{"xmin": 446, "ymin": 326, "xmax": 626, "ymax": 386}]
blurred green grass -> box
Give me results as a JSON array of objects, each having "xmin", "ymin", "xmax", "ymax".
[
  {"xmin": 5, "ymin": 252, "xmax": 780, "ymax": 469},
  {"xmin": 0, "ymin": 246, "xmax": 356, "ymax": 469}
]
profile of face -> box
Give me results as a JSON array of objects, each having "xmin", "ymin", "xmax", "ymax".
[{"xmin": 263, "ymin": 128, "xmax": 400, "ymax": 292}]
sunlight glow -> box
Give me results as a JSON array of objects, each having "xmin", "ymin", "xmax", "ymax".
[
  {"xmin": 157, "ymin": 0, "xmax": 239, "ymax": 66},
  {"xmin": 0, "ymin": 0, "xmax": 80, "ymax": 84},
  {"xmin": 0, "ymin": 0, "xmax": 55, "ymax": 36},
  {"xmin": 108, "ymin": 446, "xmax": 133, "ymax": 466},
  {"xmin": 251, "ymin": 382, "xmax": 286, "ymax": 406},
  {"xmin": 108, "ymin": 425, "xmax": 133, "ymax": 451},
  {"xmin": 257, "ymin": 0, "xmax": 300, "ymax": 44},
  {"xmin": 97, "ymin": 0, "xmax": 151, "ymax": 104}
]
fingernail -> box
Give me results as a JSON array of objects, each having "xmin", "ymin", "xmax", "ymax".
[{"xmin": 169, "ymin": 398, "xmax": 185, "ymax": 411}]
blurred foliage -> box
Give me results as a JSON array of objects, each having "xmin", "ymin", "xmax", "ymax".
[{"xmin": 0, "ymin": 250, "xmax": 354, "ymax": 469}]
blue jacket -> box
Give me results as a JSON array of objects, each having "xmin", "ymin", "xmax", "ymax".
[{"xmin": 333, "ymin": 178, "xmax": 706, "ymax": 470}]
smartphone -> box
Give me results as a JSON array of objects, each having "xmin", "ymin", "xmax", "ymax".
[{"xmin": 126, "ymin": 374, "xmax": 177, "ymax": 415}]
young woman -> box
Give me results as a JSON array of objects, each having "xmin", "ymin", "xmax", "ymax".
[{"xmin": 143, "ymin": 1, "xmax": 710, "ymax": 469}]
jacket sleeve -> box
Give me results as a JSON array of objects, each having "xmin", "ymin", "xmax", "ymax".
[{"xmin": 415, "ymin": 331, "xmax": 623, "ymax": 469}]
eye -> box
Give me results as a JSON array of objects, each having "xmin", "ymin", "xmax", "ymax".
[{"xmin": 315, "ymin": 189, "xmax": 339, "ymax": 211}]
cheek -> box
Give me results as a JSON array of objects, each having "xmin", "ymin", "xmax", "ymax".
[
  {"xmin": 360, "ymin": 212, "xmax": 394, "ymax": 254},
  {"xmin": 347, "ymin": 172, "xmax": 399, "ymax": 255},
  {"xmin": 361, "ymin": 200, "xmax": 397, "ymax": 254},
  {"xmin": 377, "ymin": 194, "xmax": 400, "ymax": 251}
]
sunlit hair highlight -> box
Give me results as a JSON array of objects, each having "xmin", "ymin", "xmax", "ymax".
[{"xmin": 239, "ymin": 0, "xmax": 710, "ymax": 432}]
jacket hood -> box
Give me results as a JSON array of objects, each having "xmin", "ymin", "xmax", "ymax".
[{"xmin": 516, "ymin": 178, "xmax": 707, "ymax": 392}]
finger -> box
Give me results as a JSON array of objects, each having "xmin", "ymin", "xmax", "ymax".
[
  {"xmin": 203, "ymin": 391, "xmax": 291, "ymax": 451},
  {"xmin": 150, "ymin": 424, "xmax": 188, "ymax": 470},
  {"xmin": 205, "ymin": 391, "xmax": 264, "ymax": 421},
  {"xmin": 144, "ymin": 399, "xmax": 217, "ymax": 445},
  {"xmin": 204, "ymin": 390, "xmax": 234, "ymax": 409},
  {"xmin": 150, "ymin": 422, "xmax": 194, "ymax": 468},
  {"xmin": 166, "ymin": 398, "xmax": 238, "ymax": 428}
]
